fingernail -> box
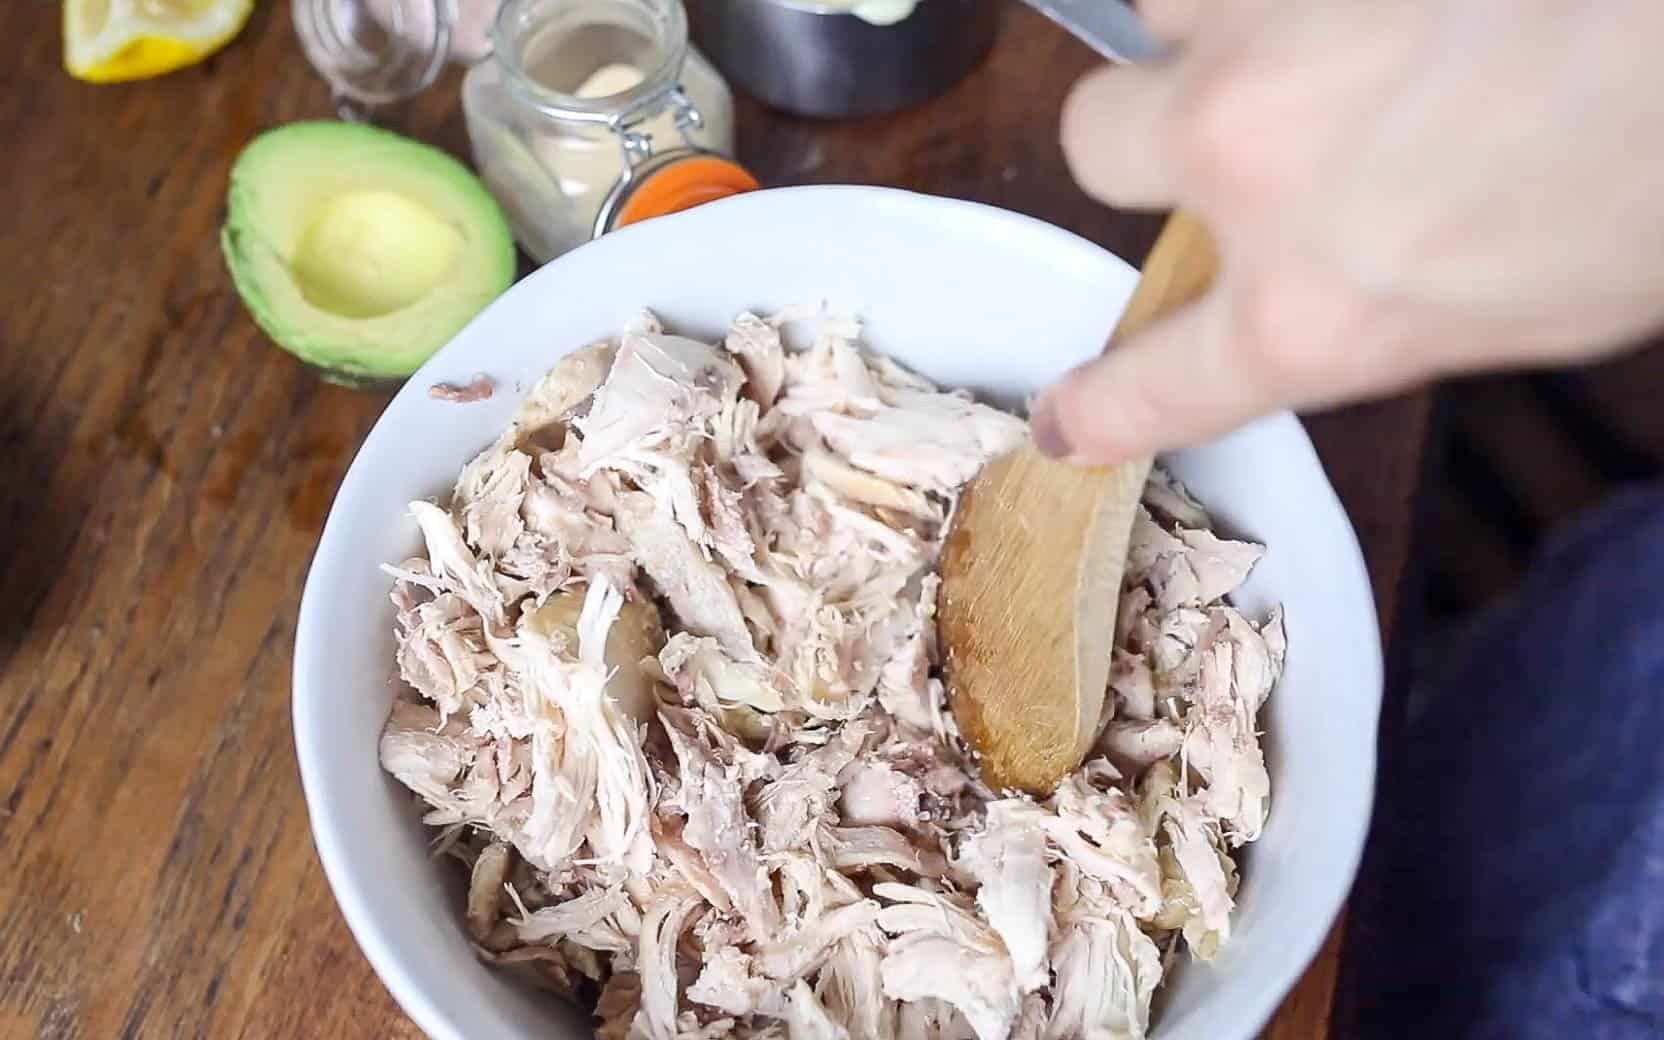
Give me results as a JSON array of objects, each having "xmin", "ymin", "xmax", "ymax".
[{"xmin": 1029, "ymin": 388, "xmax": 1073, "ymax": 459}]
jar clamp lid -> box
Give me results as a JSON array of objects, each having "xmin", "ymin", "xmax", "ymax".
[{"xmin": 588, "ymin": 86, "xmax": 759, "ymax": 234}]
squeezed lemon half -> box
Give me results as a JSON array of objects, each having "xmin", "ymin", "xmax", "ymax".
[{"xmin": 64, "ymin": 0, "xmax": 255, "ymax": 83}]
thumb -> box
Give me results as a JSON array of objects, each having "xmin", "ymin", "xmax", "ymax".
[{"xmin": 1029, "ymin": 291, "xmax": 1286, "ymax": 464}]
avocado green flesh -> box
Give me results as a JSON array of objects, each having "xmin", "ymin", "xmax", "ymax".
[{"xmin": 221, "ymin": 121, "xmax": 516, "ymax": 384}]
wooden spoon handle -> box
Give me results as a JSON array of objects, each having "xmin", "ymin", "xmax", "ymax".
[
  {"xmin": 1113, "ymin": 209, "xmax": 1218, "ymax": 342},
  {"xmin": 1070, "ymin": 210, "xmax": 1218, "ymax": 518},
  {"xmin": 1092, "ymin": 209, "xmax": 1218, "ymax": 494}
]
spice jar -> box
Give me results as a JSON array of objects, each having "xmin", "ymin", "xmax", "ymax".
[
  {"xmin": 463, "ymin": 0, "xmax": 749, "ymax": 263},
  {"xmin": 293, "ymin": 0, "xmax": 753, "ymax": 264}
]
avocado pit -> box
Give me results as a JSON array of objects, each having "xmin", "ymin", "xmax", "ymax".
[{"xmin": 291, "ymin": 189, "xmax": 465, "ymax": 320}]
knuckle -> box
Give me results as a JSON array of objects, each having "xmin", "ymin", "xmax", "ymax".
[
  {"xmin": 1230, "ymin": 281, "xmax": 1386, "ymax": 394},
  {"xmin": 1055, "ymin": 362, "xmax": 1153, "ymax": 461},
  {"xmin": 1232, "ymin": 284, "xmax": 1322, "ymax": 377},
  {"xmin": 1052, "ymin": 371, "xmax": 1113, "ymax": 456},
  {"xmin": 1139, "ymin": 0, "xmax": 1196, "ymax": 42},
  {"xmin": 1110, "ymin": 362, "xmax": 1178, "ymax": 445},
  {"xmin": 1060, "ymin": 75, "xmax": 1148, "ymax": 207},
  {"xmin": 1171, "ymin": 72, "xmax": 1270, "ymax": 197}
]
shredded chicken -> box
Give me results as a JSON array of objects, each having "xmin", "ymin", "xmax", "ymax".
[
  {"xmin": 378, "ymin": 310, "xmax": 1286, "ymax": 1039},
  {"xmin": 430, "ymin": 373, "xmax": 497, "ymax": 402}
]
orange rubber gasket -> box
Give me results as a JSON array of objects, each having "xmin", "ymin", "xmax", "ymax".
[{"xmin": 614, "ymin": 155, "xmax": 761, "ymax": 228}]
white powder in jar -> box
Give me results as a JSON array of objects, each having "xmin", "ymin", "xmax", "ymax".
[
  {"xmin": 534, "ymin": 63, "xmax": 660, "ymax": 198},
  {"xmin": 528, "ymin": 57, "xmax": 733, "ymax": 203}
]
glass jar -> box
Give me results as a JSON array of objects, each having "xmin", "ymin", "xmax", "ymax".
[
  {"xmin": 294, "ymin": 0, "xmax": 458, "ymax": 111},
  {"xmin": 463, "ymin": 0, "xmax": 745, "ymax": 263},
  {"xmin": 293, "ymin": 0, "xmax": 750, "ymax": 264}
]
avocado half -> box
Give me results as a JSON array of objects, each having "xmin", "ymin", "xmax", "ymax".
[{"xmin": 221, "ymin": 121, "xmax": 517, "ymax": 385}]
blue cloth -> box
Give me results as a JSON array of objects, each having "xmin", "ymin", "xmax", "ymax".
[{"xmin": 1359, "ymin": 487, "xmax": 1664, "ymax": 1038}]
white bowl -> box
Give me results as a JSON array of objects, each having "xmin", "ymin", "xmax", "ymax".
[{"xmin": 294, "ymin": 185, "xmax": 1382, "ymax": 1040}]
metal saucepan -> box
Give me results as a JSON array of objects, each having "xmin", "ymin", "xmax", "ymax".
[
  {"xmin": 686, "ymin": 0, "xmax": 1000, "ymax": 119},
  {"xmin": 686, "ymin": 0, "xmax": 1158, "ymax": 120}
]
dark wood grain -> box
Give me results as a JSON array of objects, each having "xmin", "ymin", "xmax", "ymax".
[{"xmin": 0, "ymin": 2, "xmax": 1429, "ymax": 1038}]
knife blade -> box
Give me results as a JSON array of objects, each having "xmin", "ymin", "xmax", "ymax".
[{"xmin": 1020, "ymin": 0, "xmax": 1163, "ymax": 63}]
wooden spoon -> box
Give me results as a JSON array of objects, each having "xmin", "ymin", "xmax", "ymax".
[{"xmin": 939, "ymin": 211, "xmax": 1218, "ymax": 795}]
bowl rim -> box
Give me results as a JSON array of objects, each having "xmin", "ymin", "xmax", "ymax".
[{"xmin": 293, "ymin": 183, "xmax": 1382, "ymax": 1040}]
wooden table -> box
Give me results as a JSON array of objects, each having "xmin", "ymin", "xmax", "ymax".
[{"xmin": 0, "ymin": 2, "xmax": 1430, "ymax": 1037}]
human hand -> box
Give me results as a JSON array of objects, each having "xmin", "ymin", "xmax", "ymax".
[{"xmin": 1032, "ymin": 0, "xmax": 1664, "ymax": 464}]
